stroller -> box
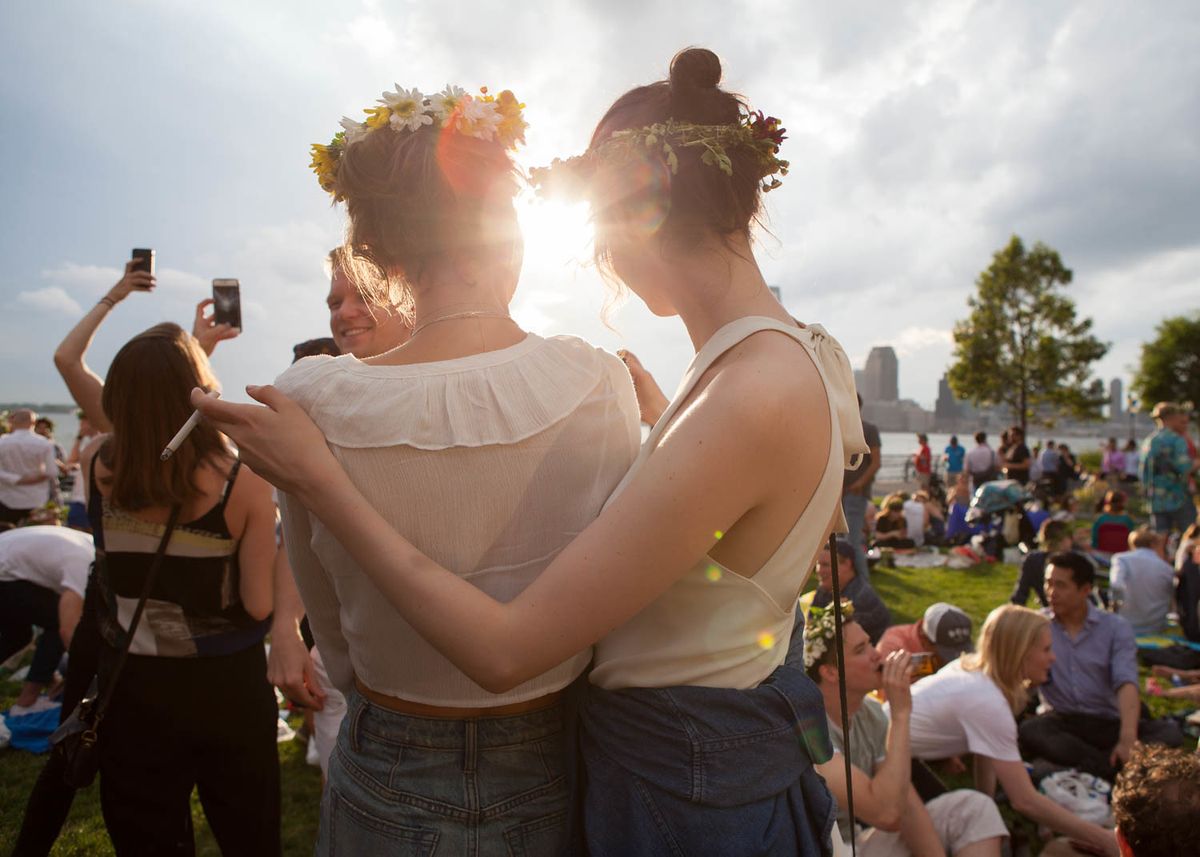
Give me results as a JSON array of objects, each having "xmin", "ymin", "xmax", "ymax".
[{"xmin": 965, "ymin": 480, "xmax": 1038, "ymax": 560}]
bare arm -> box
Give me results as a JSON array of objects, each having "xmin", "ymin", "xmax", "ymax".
[
  {"xmin": 1110, "ymin": 682, "xmax": 1139, "ymax": 767},
  {"xmin": 897, "ymin": 787, "xmax": 946, "ymax": 857},
  {"xmin": 268, "ymin": 542, "xmax": 325, "ymax": 709},
  {"xmin": 52, "ymin": 261, "xmax": 154, "ymax": 431},
  {"xmin": 58, "ymin": 590, "xmax": 84, "ymax": 648},
  {"xmin": 194, "ymin": 348, "xmax": 832, "ymax": 694},
  {"xmin": 991, "ymin": 758, "xmax": 1118, "ymax": 857},
  {"xmin": 815, "ymin": 654, "xmax": 917, "ymax": 832},
  {"xmin": 231, "ymin": 466, "xmax": 277, "ymax": 622}
]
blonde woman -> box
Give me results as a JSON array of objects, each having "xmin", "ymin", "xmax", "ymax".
[{"xmin": 902, "ymin": 605, "xmax": 1118, "ymax": 856}]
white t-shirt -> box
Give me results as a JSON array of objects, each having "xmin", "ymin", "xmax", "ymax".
[
  {"xmin": 0, "ymin": 525, "xmax": 94, "ymax": 596},
  {"xmin": 902, "ymin": 499, "xmax": 926, "ymax": 545},
  {"xmin": 900, "ymin": 659, "xmax": 1021, "ymax": 762}
]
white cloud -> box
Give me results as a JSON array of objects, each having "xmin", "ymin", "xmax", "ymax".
[
  {"xmin": 893, "ymin": 326, "xmax": 953, "ymax": 356},
  {"xmin": 16, "ymin": 287, "xmax": 83, "ymax": 315}
]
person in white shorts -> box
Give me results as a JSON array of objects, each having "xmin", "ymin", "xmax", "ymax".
[{"xmin": 806, "ymin": 602, "xmax": 1007, "ymax": 856}]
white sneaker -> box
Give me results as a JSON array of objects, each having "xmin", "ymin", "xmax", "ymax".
[
  {"xmin": 276, "ymin": 716, "xmax": 296, "ymax": 743},
  {"xmin": 9, "ymin": 697, "xmax": 60, "ymax": 717},
  {"xmin": 305, "ymin": 737, "xmax": 320, "ymax": 767}
]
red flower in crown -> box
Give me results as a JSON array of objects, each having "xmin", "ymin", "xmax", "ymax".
[{"xmin": 747, "ymin": 111, "xmax": 787, "ymax": 150}]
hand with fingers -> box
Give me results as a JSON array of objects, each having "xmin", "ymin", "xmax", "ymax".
[
  {"xmin": 268, "ymin": 626, "xmax": 326, "ymax": 710},
  {"xmin": 617, "ymin": 348, "xmax": 669, "ymax": 427},
  {"xmin": 107, "ymin": 259, "xmax": 156, "ymax": 304},
  {"xmin": 192, "ymin": 298, "xmax": 240, "ymax": 356},
  {"xmin": 190, "ymin": 385, "xmax": 340, "ymax": 499},
  {"xmin": 879, "ymin": 650, "xmax": 914, "ymax": 717}
]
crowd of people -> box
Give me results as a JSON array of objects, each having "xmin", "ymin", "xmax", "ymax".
[{"xmin": 1, "ymin": 45, "xmax": 1198, "ymax": 857}]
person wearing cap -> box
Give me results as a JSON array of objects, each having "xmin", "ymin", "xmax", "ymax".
[
  {"xmin": 876, "ymin": 603, "xmax": 974, "ymax": 678},
  {"xmin": 805, "ymin": 604, "xmax": 1008, "ymax": 857},
  {"xmin": 810, "ymin": 535, "xmax": 891, "ymax": 644},
  {"xmin": 1139, "ymin": 402, "xmax": 1197, "ymax": 534}
]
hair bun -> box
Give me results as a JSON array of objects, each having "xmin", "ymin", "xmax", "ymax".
[{"xmin": 669, "ymin": 47, "xmax": 722, "ymax": 90}]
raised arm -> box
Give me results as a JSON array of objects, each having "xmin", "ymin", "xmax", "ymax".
[
  {"xmin": 193, "ymin": 349, "xmax": 832, "ymax": 694},
  {"xmin": 53, "ymin": 260, "xmax": 154, "ymax": 430}
]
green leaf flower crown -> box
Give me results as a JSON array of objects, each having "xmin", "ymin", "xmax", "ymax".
[
  {"xmin": 529, "ymin": 110, "xmax": 788, "ymax": 198},
  {"xmin": 802, "ymin": 600, "xmax": 854, "ymax": 669},
  {"xmin": 310, "ymin": 84, "xmax": 528, "ymax": 201}
]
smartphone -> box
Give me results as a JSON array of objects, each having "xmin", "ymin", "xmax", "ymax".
[
  {"xmin": 131, "ymin": 248, "xmax": 155, "ymax": 277},
  {"xmin": 212, "ymin": 279, "xmax": 242, "ymax": 330}
]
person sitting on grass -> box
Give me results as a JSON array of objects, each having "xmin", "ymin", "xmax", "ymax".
[
  {"xmin": 876, "ymin": 602, "xmax": 974, "ymax": 678},
  {"xmin": 1091, "ymin": 490, "xmax": 1136, "ymax": 556},
  {"xmin": 905, "ymin": 605, "xmax": 1119, "ymax": 856},
  {"xmin": 1018, "ymin": 552, "xmax": 1182, "ymax": 784},
  {"xmin": 1110, "ymin": 527, "xmax": 1177, "ymax": 635},
  {"xmin": 810, "ymin": 536, "xmax": 891, "ymax": 645},
  {"xmin": 1040, "ymin": 743, "xmax": 1200, "ymax": 857},
  {"xmin": 1010, "ymin": 519, "xmax": 1079, "ymax": 608},
  {"xmin": 807, "ymin": 604, "xmax": 1007, "ymax": 857},
  {"xmin": 875, "ymin": 495, "xmax": 915, "ymax": 549}
]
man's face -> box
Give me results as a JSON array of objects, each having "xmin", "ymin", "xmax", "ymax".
[
  {"xmin": 823, "ymin": 622, "xmax": 882, "ymax": 695},
  {"xmin": 326, "ymin": 268, "xmax": 411, "ymax": 358},
  {"xmin": 1045, "ymin": 564, "xmax": 1090, "ymax": 618},
  {"xmin": 815, "ymin": 548, "xmax": 853, "ymax": 591},
  {"xmin": 34, "ymin": 421, "xmax": 52, "ymax": 439}
]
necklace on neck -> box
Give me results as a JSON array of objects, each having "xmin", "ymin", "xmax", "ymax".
[{"xmin": 409, "ymin": 308, "xmax": 512, "ymax": 338}]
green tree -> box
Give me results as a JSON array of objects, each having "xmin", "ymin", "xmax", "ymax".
[
  {"xmin": 1132, "ymin": 312, "xmax": 1200, "ymax": 413},
  {"xmin": 948, "ymin": 235, "xmax": 1109, "ymax": 433}
]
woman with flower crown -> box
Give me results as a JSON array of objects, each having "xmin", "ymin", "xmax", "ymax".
[
  {"xmin": 274, "ymin": 82, "xmax": 640, "ymax": 853},
  {"xmin": 199, "ymin": 48, "xmax": 864, "ymax": 855}
]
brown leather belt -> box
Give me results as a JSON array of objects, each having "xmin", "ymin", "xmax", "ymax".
[{"xmin": 354, "ymin": 678, "xmax": 563, "ymax": 719}]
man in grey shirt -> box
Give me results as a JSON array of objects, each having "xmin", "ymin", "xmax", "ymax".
[
  {"xmin": 804, "ymin": 614, "xmax": 1008, "ymax": 856},
  {"xmin": 1110, "ymin": 528, "xmax": 1177, "ymax": 635}
]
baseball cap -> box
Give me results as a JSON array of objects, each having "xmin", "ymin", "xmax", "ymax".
[{"xmin": 922, "ymin": 603, "xmax": 974, "ymax": 664}]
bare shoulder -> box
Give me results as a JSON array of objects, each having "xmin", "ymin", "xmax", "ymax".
[{"xmin": 697, "ymin": 330, "xmax": 830, "ymax": 433}]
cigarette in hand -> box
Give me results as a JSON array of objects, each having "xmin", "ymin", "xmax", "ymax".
[{"xmin": 161, "ymin": 391, "xmax": 220, "ymax": 461}]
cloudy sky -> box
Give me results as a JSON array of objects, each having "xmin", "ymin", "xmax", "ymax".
[{"xmin": 2, "ymin": 1, "xmax": 1197, "ymax": 409}]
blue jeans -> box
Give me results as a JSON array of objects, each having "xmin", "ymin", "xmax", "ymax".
[
  {"xmin": 320, "ymin": 690, "xmax": 569, "ymax": 856},
  {"xmin": 579, "ymin": 661, "xmax": 836, "ymax": 857},
  {"xmin": 842, "ymin": 492, "xmax": 870, "ymax": 582}
]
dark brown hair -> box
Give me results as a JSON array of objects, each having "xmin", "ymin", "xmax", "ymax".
[
  {"xmin": 100, "ymin": 323, "xmax": 228, "ymax": 510},
  {"xmin": 588, "ymin": 47, "xmax": 764, "ymax": 260},
  {"xmin": 334, "ymin": 123, "xmax": 519, "ymax": 311},
  {"xmin": 1112, "ymin": 744, "xmax": 1200, "ymax": 857}
]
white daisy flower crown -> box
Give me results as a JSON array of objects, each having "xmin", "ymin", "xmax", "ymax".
[{"xmin": 310, "ymin": 84, "xmax": 528, "ymax": 201}]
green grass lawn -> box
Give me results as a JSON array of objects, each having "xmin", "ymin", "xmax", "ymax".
[{"xmin": 1, "ymin": 559, "xmax": 1195, "ymax": 853}]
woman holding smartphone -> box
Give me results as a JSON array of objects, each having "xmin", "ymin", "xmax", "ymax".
[{"xmin": 198, "ymin": 48, "xmax": 864, "ymax": 854}]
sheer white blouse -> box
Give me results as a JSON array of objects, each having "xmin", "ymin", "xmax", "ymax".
[{"xmin": 275, "ymin": 333, "xmax": 640, "ymax": 706}]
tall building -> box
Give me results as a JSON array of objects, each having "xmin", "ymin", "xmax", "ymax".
[
  {"xmin": 1110, "ymin": 378, "xmax": 1123, "ymax": 419},
  {"xmin": 935, "ymin": 374, "xmax": 959, "ymax": 427},
  {"xmin": 861, "ymin": 347, "xmax": 899, "ymax": 402}
]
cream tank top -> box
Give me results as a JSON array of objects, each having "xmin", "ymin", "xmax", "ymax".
[{"xmin": 590, "ymin": 316, "xmax": 868, "ymax": 690}]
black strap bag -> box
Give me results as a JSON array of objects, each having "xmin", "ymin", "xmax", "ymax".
[{"xmin": 49, "ymin": 505, "xmax": 181, "ymax": 789}]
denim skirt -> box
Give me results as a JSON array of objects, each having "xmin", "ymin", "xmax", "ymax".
[{"xmin": 318, "ymin": 689, "xmax": 569, "ymax": 856}]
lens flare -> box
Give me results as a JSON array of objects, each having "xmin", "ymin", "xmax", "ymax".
[
  {"xmin": 705, "ymin": 565, "xmax": 723, "ymax": 582},
  {"xmin": 757, "ymin": 631, "xmax": 776, "ymax": 650},
  {"xmin": 713, "ymin": 530, "xmax": 724, "ymax": 541}
]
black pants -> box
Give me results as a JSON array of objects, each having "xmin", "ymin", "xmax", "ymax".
[
  {"xmin": 0, "ymin": 501, "xmax": 33, "ymax": 526},
  {"xmin": 0, "ymin": 580, "xmax": 65, "ymax": 684},
  {"xmin": 97, "ymin": 643, "xmax": 281, "ymax": 856},
  {"xmin": 13, "ymin": 571, "xmax": 104, "ymax": 857},
  {"xmin": 1018, "ymin": 709, "xmax": 1184, "ymax": 781}
]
